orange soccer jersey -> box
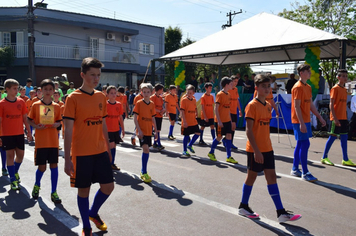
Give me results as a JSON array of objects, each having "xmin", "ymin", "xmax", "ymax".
[
  {"xmin": 133, "ymin": 93, "xmax": 143, "ymax": 106},
  {"xmin": 150, "ymin": 94, "xmax": 164, "ymax": 118},
  {"xmin": 291, "ymin": 81, "xmax": 312, "ymax": 124},
  {"xmin": 63, "ymin": 89, "xmax": 108, "ymax": 156},
  {"xmin": 26, "ymin": 98, "xmax": 34, "ymax": 114},
  {"xmin": 253, "ymin": 89, "xmax": 274, "ymax": 102},
  {"xmin": 200, "ymin": 93, "xmax": 214, "ymax": 119},
  {"xmin": 116, "ymin": 94, "xmax": 127, "ymax": 113},
  {"xmin": 19, "ymin": 95, "xmax": 29, "ymax": 102},
  {"xmin": 245, "ymin": 98, "xmax": 273, "ymax": 153},
  {"xmin": 133, "ymin": 99, "xmax": 156, "ymax": 136},
  {"xmin": 28, "ymin": 101, "xmax": 62, "ymax": 149},
  {"xmin": 106, "ymin": 101, "xmax": 123, "ymax": 132},
  {"xmin": 215, "ymin": 91, "xmax": 231, "ymax": 123},
  {"xmin": 229, "ymin": 87, "xmax": 240, "ymax": 115},
  {"xmin": 330, "ymin": 84, "xmax": 347, "ymax": 121},
  {"xmin": 180, "ymin": 96, "xmax": 198, "ymax": 126},
  {"xmin": 32, "ymin": 96, "xmax": 40, "ymax": 103},
  {"xmin": 165, "ymin": 93, "xmax": 178, "ymax": 114},
  {"xmin": 0, "ymin": 97, "xmax": 28, "ymax": 136}
]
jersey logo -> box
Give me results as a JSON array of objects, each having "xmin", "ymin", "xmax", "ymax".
[
  {"xmin": 43, "ymin": 107, "xmax": 51, "ymax": 116},
  {"xmin": 99, "ymin": 103, "xmax": 103, "ymax": 111},
  {"xmin": 84, "ymin": 116, "xmax": 103, "ymax": 126},
  {"xmin": 17, "ymin": 104, "xmax": 22, "ymax": 110},
  {"xmin": 259, "ymin": 119, "xmax": 270, "ymax": 126}
]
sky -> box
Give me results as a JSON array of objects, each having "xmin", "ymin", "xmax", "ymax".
[{"xmin": 2, "ymin": 0, "xmax": 298, "ymax": 73}]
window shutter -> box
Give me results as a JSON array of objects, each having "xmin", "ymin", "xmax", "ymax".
[
  {"xmin": 139, "ymin": 43, "xmax": 143, "ymax": 54},
  {"xmin": 150, "ymin": 44, "xmax": 154, "ymax": 55}
]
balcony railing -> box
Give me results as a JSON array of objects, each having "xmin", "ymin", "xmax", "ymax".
[{"xmin": 4, "ymin": 43, "xmax": 139, "ymax": 64}]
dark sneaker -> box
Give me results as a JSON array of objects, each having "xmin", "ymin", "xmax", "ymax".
[
  {"xmin": 82, "ymin": 228, "xmax": 92, "ymax": 236},
  {"xmin": 277, "ymin": 209, "xmax": 302, "ymax": 223},
  {"xmin": 238, "ymin": 203, "xmax": 260, "ymax": 219},
  {"xmin": 111, "ymin": 164, "xmax": 120, "ymax": 171},
  {"xmin": 199, "ymin": 140, "xmax": 207, "ymax": 146},
  {"xmin": 2, "ymin": 168, "xmax": 8, "ymax": 176},
  {"xmin": 51, "ymin": 191, "xmax": 62, "ymax": 204}
]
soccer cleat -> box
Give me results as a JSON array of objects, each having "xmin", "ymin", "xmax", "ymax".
[
  {"xmin": 199, "ymin": 140, "xmax": 207, "ymax": 146},
  {"xmin": 82, "ymin": 228, "xmax": 92, "ymax": 236},
  {"xmin": 89, "ymin": 214, "xmax": 108, "ymax": 231},
  {"xmin": 152, "ymin": 144, "xmax": 158, "ymax": 149},
  {"xmin": 182, "ymin": 151, "xmax": 191, "ymax": 157},
  {"xmin": 208, "ymin": 153, "xmax": 217, "ymax": 161},
  {"xmin": 226, "ymin": 157, "xmax": 238, "ymax": 164},
  {"xmin": 187, "ymin": 145, "xmax": 195, "ymax": 153},
  {"xmin": 11, "ymin": 180, "xmax": 20, "ymax": 191},
  {"xmin": 2, "ymin": 168, "xmax": 8, "ymax": 176},
  {"xmin": 168, "ymin": 135, "xmax": 176, "ymax": 140},
  {"xmin": 51, "ymin": 191, "xmax": 62, "ymax": 204},
  {"xmin": 131, "ymin": 137, "xmax": 136, "ymax": 146},
  {"xmin": 58, "ymin": 146, "xmax": 63, "ymax": 150},
  {"xmin": 32, "ymin": 185, "xmax": 40, "ymax": 199},
  {"xmin": 342, "ymin": 159, "xmax": 356, "ymax": 167},
  {"xmin": 302, "ymin": 172, "xmax": 318, "ymax": 182},
  {"xmin": 321, "ymin": 157, "xmax": 334, "ymax": 166},
  {"xmin": 157, "ymin": 145, "xmax": 165, "ymax": 151},
  {"xmin": 15, "ymin": 173, "xmax": 21, "ymax": 183},
  {"xmin": 290, "ymin": 169, "xmax": 302, "ymax": 177},
  {"xmin": 277, "ymin": 209, "xmax": 302, "ymax": 223},
  {"xmin": 231, "ymin": 144, "xmax": 238, "ymax": 150},
  {"xmin": 111, "ymin": 164, "xmax": 120, "ymax": 171},
  {"xmin": 238, "ymin": 203, "xmax": 260, "ymax": 219},
  {"xmin": 140, "ymin": 172, "xmax": 152, "ymax": 183}
]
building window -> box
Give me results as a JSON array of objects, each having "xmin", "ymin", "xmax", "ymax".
[
  {"xmin": 3, "ymin": 32, "xmax": 10, "ymax": 46},
  {"xmin": 139, "ymin": 43, "xmax": 154, "ymax": 55}
]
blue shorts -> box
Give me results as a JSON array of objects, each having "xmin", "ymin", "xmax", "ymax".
[{"xmin": 293, "ymin": 122, "xmax": 312, "ymax": 141}]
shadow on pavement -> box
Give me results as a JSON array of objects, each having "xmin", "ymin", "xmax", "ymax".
[
  {"xmin": 113, "ymin": 171, "xmax": 144, "ymax": 191},
  {"xmin": 251, "ymin": 219, "xmax": 313, "ymax": 236},
  {"xmin": 313, "ymin": 181, "xmax": 356, "ymax": 200},
  {"xmin": 149, "ymin": 181, "xmax": 193, "ymax": 206},
  {"xmin": 37, "ymin": 209, "xmax": 78, "ymax": 236}
]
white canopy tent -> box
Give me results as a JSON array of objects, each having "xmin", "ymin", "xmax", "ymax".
[{"xmin": 158, "ymin": 12, "xmax": 356, "ymax": 66}]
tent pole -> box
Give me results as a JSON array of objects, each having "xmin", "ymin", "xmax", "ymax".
[
  {"xmin": 151, "ymin": 59, "xmax": 156, "ymax": 85},
  {"xmin": 339, "ymin": 40, "xmax": 346, "ymax": 69}
]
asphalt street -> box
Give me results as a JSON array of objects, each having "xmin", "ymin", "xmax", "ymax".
[{"xmin": 0, "ymin": 117, "xmax": 355, "ymax": 236}]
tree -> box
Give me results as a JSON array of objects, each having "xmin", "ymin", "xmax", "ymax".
[
  {"xmin": 164, "ymin": 26, "xmax": 183, "ymax": 87},
  {"xmin": 0, "ymin": 46, "xmax": 15, "ymax": 68},
  {"xmin": 278, "ymin": 0, "xmax": 356, "ymax": 89}
]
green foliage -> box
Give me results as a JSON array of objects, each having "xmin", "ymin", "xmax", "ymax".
[
  {"xmin": 0, "ymin": 46, "xmax": 15, "ymax": 67},
  {"xmin": 278, "ymin": 0, "xmax": 356, "ymax": 89}
]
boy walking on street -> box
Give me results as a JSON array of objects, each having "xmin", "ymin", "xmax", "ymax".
[
  {"xmin": 165, "ymin": 85, "xmax": 180, "ymax": 140},
  {"xmin": 199, "ymin": 83, "xmax": 215, "ymax": 145},
  {"xmin": 151, "ymin": 83, "xmax": 165, "ymax": 150}
]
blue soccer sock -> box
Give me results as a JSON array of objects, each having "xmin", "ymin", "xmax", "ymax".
[
  {"xmin": 50, "ymin": 167, "xmax": 58, "ymax": 193},
  {"xmin": 211, "ymin": 128, "xmax": 216, "ymax": 140},
  {"xmin": 340, "ymin": 134, "xmax": 349, "ymax": 161},
  {"xmin": 169, "ymin": 125, "xmax": 174, "ymax": 136},
  {"xmin": 30, "ymin": 126, "xmax": 33, "ymax": 135},
  {"xmin": 188, "ymin": 134, "xmax": 199, "ymax": 147},
  {"xmin": 293, "ymin": 141, "xmax": 301, "ymax": 171},
  {"xmin": 241, "ymin": 184, "xmax": 253, "ymax": 205},
  {"xmin": 183, "ymin": 136, "xmax": 189, "ymax": 152},
  {"xmin": 322, "ymin": 135, "xmax": 336, "ymax": 159},
  {"xmin": 89, "ymin": 189, "xmax": 110, "ymax": 218},
  {"xmin": 14, "ymin": 161, "xmax": 22, "ymax": 174},
  {"xmin": 157, "ymin": 132, "xmax": 161, "ymax": 146},
  {"xmin": 111, "ymin": 148, "xmax": 116, "ymax": 165},
  {"xmin": 35, "ymin": 169, "xmax": 44, "ymax": 186},
  {"xmin": 225, "ymin": 139, "xmax": 232, "ymax": 157},
  {"xmin": 267, "ymin": 183, "xmax": 284, "ymax": 210},
  {"xmin": 0, "ymin": 148, "xmax": 6, "ymax": 169},
  {"xmin": 7, "ymin": 165, "xmax": 15, "ymax": 182},
  {"xmin": 119, "ymin": 127, "xmax": 122, "ymax": 137},
  {"xmin": 199, "ymin": 129, "xmax": 204, "ymax": 142},
  {"xmin": 299, "ymin": 139, "xmax": 310, "ymax": 174},
  {"xmin": 231, "ymin": 132, "xmax": 235, "ymax": 146},
  {"xmin": 141, "ymin": 152, "xmax": 149, "ymax": 174},
  {"xmin": 209, "ymin": 138, "xmax": 219, "ymax": 154},
  {"xmin": 77, "ymin": 195, "xmax": 90, "ymax": 229}
]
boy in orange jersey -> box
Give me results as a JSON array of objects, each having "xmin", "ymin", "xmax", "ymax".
[
  {"xmin": 0, "ymin": 79, "xmax": 33, "ymax": 190},
  {"xmin": 151, "ymin": 83, "xmax": 165, "ymax": 150},
  {"xmin": 131, "ymin": 89, "xmax": 144, "ymax": 146},
  {"xmin": 165, "ymin": 85, "xmax": 180, "ymax": 140},
  {"xmin": 290, "ymin": 64, "xmax": 325, "ymax": 182},
  {"xmin": 32, "ymin": 87, "xmax": 43, "ymax": 104},
  {"xmin": 106, "ymin": 85, "xmax": 124, "ymax": 170},
  {"xmin": 253, "ymin": 80, "xmax": 279, "ymax": 117},
  {"xmin": 63, "ymin": 58, "xmax": 114, "ymax": 236},
  {"xmin": 180, "ymin": 85, "xmax": 201, "ymax": 157},
  {"xmin": 207, "ymin": 77, "xmax": 238, "ymax": 164},
  {"xmin": 28, "ymin": 79, "xmax": 62, "ymax": 203},
  {"xmin": 116, "ymin": 86, "xmax": 127, "ymax": 140},
  {"xmin": 25, "ymin": 90, "xmax": 36, "ymax": 138},
  {"xmin": 53, "ymin": 90, "xmax": 65, "ymax": 148},
  {"xmin": 133, "ymin": 83, "xmax": 158, "ymax": 183},
  {"xmin": 19, "ymin": 87, "xmax": 29, "ymax": 102},
  {"xmin": 199, "ymin": 82, "xmax": 215, "ymax": 145},
  {"xmin": 322, "ymin": 69, "xmax": 355, "ymax": 166},
  {"xmin": 238, "ymin": 74, "xmax": 302, "ymax": 223}
]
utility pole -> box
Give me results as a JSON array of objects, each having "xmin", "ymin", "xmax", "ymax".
[
  {"xmin": 27, "ymin": 0, "xmax": 36, "ymax": 84},
  {"xmin": 222, "ymin": 10, "xmax": 242, "ymax": 29}
]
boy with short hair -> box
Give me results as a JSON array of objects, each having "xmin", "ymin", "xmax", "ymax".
[
  {"xmin": 64, "ymin": 58, "xmax": 114, "ymax": 236},
  {"xmin": 151, "ymin": 83, "xmax": 165, "ymax": 150},
  {"xmin": 199, "ymin": 82, "xmax": 215, "ymax": 145},
  {"xmin": 131, "ymin": 89, "xmax": 144, "ymax": 146},
  {"xmin": 180, "ymin": 85, "xmax": 201, "ymax": 157},
  {"xmin": 133, "ymin": 83, "xmax": 158, "ymax": 183},
  {"xmin": 321, "ymin": 69, "xmax": 355, "ymax": 166},
  {"xmin": 290, "ymin": 64, "xmax": 326, "ymax": 182},
  {"xmin": 32, "ymin": 87, "xmax": 43, "ymax": 104},
  {"xmin": 116, "ymin": 86, "xmax": 127, "ymax": 140},
  {"xmin": 0, "ymin": 79, "xmax": 33, "ymax": 190},
  {"xmin": 106, "ymin": 85, "xmax": 124, "ymax": 170},
  {"xmin": 67, "ymin": 82, "xmax": 76, "ymax": 95},
  {"xmin": 19, "ymin": 87, "xmax": 29, "ymax": 102},
  {"xmin": 207, "ymin": 77, "xmax": 238, "ymax": 164},
  {"xmin": 165, "ymin": 85, "xmax": 180, "ymax": 140},
  {"xmin": 238, "ymin": 74, "xmax": 302, "ymax": 223},
  {"xmin": 28, "ymin": 79, "xmax": 62, "ymax": 203}
]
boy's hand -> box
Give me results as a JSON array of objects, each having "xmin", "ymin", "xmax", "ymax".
[
  {"xmin": 52, "ymin": 122, "xmax": 61, "ymax": 128},
  {"xmin": 184, "ymin": 121, "xmax": 188, "ymax": 128},
  {"xmin": 239, "ymin": 110, "xmax": 242, "ymax": 117},
  {"xmin": 138, "ymin": 130, "xmax": 143, "ymax": 139},
  {"xmin": 254, "ymin": 151, "xmax": 264, "ymax": 164},
  {"xmin": 27, "ymin": 134, "xmax": 33, "ymax": 142},
  {"xmin": 36, "ymin": 123, "xmax": 46, "ymax": 129},
  {"xmin": 64, "ymin": 160, "xmax": 74, "ymax": 177},
  {"xmin": 300, "ymin": 123, "xmax": 307, "ymax": 133},
  {"xmin": 218, "ymin": 121, "xmax": 223, "ymax": 127},
  {"xmin": 121, "ymin": 129, "xmax": 125, "ymax": 138},
  {"xmin": 275, "ymin": 110, "xmax": 279, "ymax": 117},
  {"xmin": 204, "ymin": 117, "xmax": 209, "ymax": 122},
  {"xmin": 319, "ymin": 117, "xmax": 326, "ymax": 127},
  {"xmin": 334, "ymin": 119, "xmax": 341, "ymax": 127},
  {"xmin": 0, "ymin": 138, "xmax": 2, "ymax": 147},
  {"xmin": 154, "ymin": 132, "xmax": 158, "ymax": 141}
]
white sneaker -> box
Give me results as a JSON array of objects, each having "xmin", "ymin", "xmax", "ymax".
[
  {"xmin": 238, "ymin": 204, "xmax": 260, "ymax": 219},
  {"xmin": 278, "ymin": 210, "xmax": 302, "ymax": 223}
]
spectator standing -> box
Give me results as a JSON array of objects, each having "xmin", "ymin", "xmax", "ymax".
[
  {"xmin": 286, "ymin": 74, "xmax": 298, "ymax": 94},
  {"xmin": 25, "ymin": 78, "xmax": 33, "ymax": 98}
]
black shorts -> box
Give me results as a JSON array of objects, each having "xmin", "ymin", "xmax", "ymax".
[
  {"xmin": 35, "ymin": 148, "xmax": 59, "ymax": 165},
  {"xmin": 181, "ymin": 125, "xmax": 200, "ymax": 136},
  {"xmin": 108, "ymin": 131, "xmax": 120, "ymax": 144},
  {"xmin": 139, "ymin": 135, "xmax": 152, "ymax": 147},
  {"xmin": 169, "ymin": 113, "xmax": 176, "ymax": 121},
  {"xmin": 199, "ymin": 118, "xmax": 214, "ymax": 127},
  {"xmin": 1, "ymin": 134, "xmax": 25, "ymax": 150},
  {"xmin": 230, "ymin": 113, "xmax": 238, "ymax": 123},
  {"xmin": 215, "ymin": 122, "xmax": 232, "ymax": 137},
  {"xmin": 155, "ymin": 117, "xmax": 163, "ymax": 131},
  {"xmin": 329, "ymin": 120, "xmax": 349, "ymax": 135},
  {"xmin": 71, "ymin": 151, "xmax": 113, "ymax": 188},
  {"xmin": 247, "ymin": 151, "xmax": 275, "ymax": 172},
  {"xmin": 56, "ymin": 124, "xmax": 62, "ymax": 131}
]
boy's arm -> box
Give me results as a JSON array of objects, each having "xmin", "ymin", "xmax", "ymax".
[
  {"xmin": 180, "ymin": 108, "xmax": 188, "ymax": 128},
  {"xmin": 269, "ymin": 99, "xmax": 279, "ymax": 117},
  {"xmin": 23, "ymin": 114, "xmax": 33, "ymax": 141},
  {"xmin": 215, "ymin": 103, "xmax": 223, "ymax": 127},
  {"xmin": 119, "ymin": 116, "xmax": 125, "ymax": 138},
  {"xmin": 246, "ymin": 118, "xmax": 263, "ymax": 164},
  {"xmin": 294, "ymin": 99, "xmax": 307, "ymax": 133},
  {"xmin": 329, "ymin": 98, "xmax": 339, "ymax": 126},
  {"xmin": 237, "ymin": 99, "xmax": 242, "ymax": 117},
  {"xmin": 102, "ymin": 118, "xmax": 112, "ymax": 163},
  {"xmin": 64, "ymin": 119, "xmax": 74, "ymax": 176},
  {"xmin": 134, "ymin": 114, "xmax": 143, "ymax": 138},
  {"xmin": 310, "ymin": 101, "xmax": 326, "ymax": 126},
  {"xmin": 201, "ymin": 104, "xmax": 208, "ymax": 121},
  {"xmin": 152, "ymin": 116, "xmax": 158, "ymax": 141}
]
